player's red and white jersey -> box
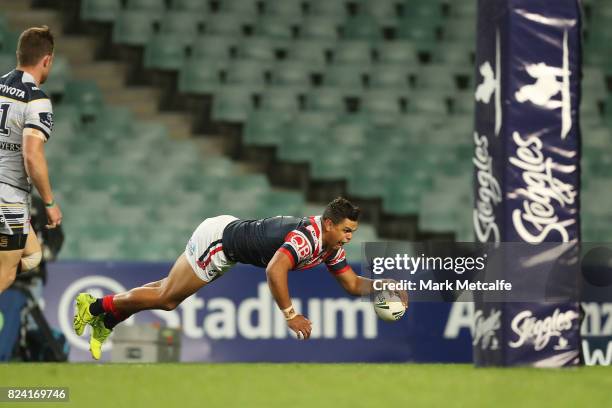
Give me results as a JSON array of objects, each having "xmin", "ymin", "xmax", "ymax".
[
  {"xmin": 221, "ymin": 215, "xmax": 350, "ymax": 275},
  {"xmin": 279, "ymin": 216, "xmax": 350, "ymax": 275}
]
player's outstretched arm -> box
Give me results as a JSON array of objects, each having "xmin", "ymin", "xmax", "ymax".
[
  {"xmin": 334, "ymin": 267, "xmax": 375, "ymax": 296},
  {"xmin": 23, "ymin": 129, "xmax": 62, "ymax": 228},
  {"xmin": 335, "ymin": 270, "xmax": 408, "ymax": 308},
  {"xmin": 266, "ymin": 250, "xmax": 312, "ymax": 339}
]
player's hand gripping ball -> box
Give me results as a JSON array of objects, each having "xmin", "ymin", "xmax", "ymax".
[{"xmin": 373, "ymin": 290, "xmax": 406, "ymax": 321}]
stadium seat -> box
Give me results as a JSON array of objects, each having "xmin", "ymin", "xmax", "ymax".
[
  {"xmin": 582, "ymin": 66, "xmax": 608, "ymax": 101},
  {"xmin": 304, "ymin": 88, "xmax": 347, "ymax": 112},
  {"xmin": 437, "ymin": 114, "xmax": 473, "ymax": 140},
  {"xmin": 583, "ymin": 124, "xmax": 611, "ymax": 149},
  {"xmin": 402, "ymin": 0, "xmax": 444, "ymax": 21},
  {"xmin": 112, "ymin": 11, "xmax": 159, "ymax": 46},
  {"xmin": 407, "ymin": 90, "xmax": 449, "ymax": 115},
  {"xmin": 308, "ymin": 0, "xmax": 348, "ymax": 17},
  {"xmin": 132, "ymin": 121, "xmax": 170, "ymax": 145},
  {"xmin": 368, "ymin": 124, "xmax": 412, "ymax": 150},
  {"xmin": 80, "ymin": 0, "xmax": 122, "ymax": 22},
  {"xmin": 333, "ymin": 40, "xmax": 374, "ymax": 64},
  {"xmin": 254, "ymin": 16, "xmax": 296, "ymax": 40},
  {"xmin": 224, "ymin": 60, "xmax": 269, "ymax": 87},
  {"xmin": 81, "ymin": 238, "xmax": 125, "ymax": 261},
  {"xmin": 192, "ymin": 35, "xmax": 236, "ymax": 59},
  {"xmin": 293, "ymin": 110, "xmax": 338, "ymax": 128},
  {"xmin": 589, "ymin": 23, "xmax": 612, "ymax": 45},
  {"xmin": 286, "ymin": 39, "xmax": 331, "ymax": 67},
  {"xmin": 375, "ymin": 40, "xmax": 419, "ymax": 64},
  {"xmin": 63, "ymin": 80, "xmax": 104, "ymax": 119},
  {"xmin": 170, "ymin": 0, "xmax": 209, "ymax": 12},
  {"xmin": 277, "ymin": 118, "xmax": 329, "ymax": 163},
  {"xmin": 159, "ymin": 11, "xmax": 204, "ymax": 36},
  {"xmin": 300, "ymin": 16, "xmax": 342, "ymax": 40},
  {"xmin": 310, "ymin": 148, "xmax": 363, "ymax": 180},
  {"xmin": 224, "ymin": 173, "xmax": 271, "ymax": 194},
  {"xmin": 449, "ymin": 1, "xmax": 478, "ymax": 18},
  {"xmin": 383, "ymin": 184, "xmax": 424, "ymax": 216},
  {"xmin": 0, "ymin": 29, "xmax": 19, "ymax": 55},
  {"xmin": 270, "ymin": 61, "xmax": 314, "ymax": 87},
  {"xmin": 219, "ymin": 0, "xmax": 261, "ymax": 16},
  {"xmin": 177, "ymin": 173, "xmax": 223, "ymax": 197},
  {"xmin": 369, "ymin": 63, "xmax": 412, "ymax": 89},
  {"xmin": 91, "ymin": 105, "xmax": 133, "ymax": 134},
  {"xmin": 396, "ymin": 18, "xmax": 439, "ymax": 44},
  {"xmin": 264, "ymin": 0, "xmax": 304, "ymax": 17},
  {"xmin": 235, "ymin": 37, "xmax": 278, "ymax": 61},
  {"xmin": 442, "ymin": 18, "xmax": 476, "ymax": 43},
  {"xmin": 360, "ymin": 89, "xmax": 405, "ymax": 116},
  {"xmin": 211, "ymin": 86, "xmax": 254, "ymax": 122},
  {"xmin": 126, "ymin": 0, "xmax": 166, "ymax": 12},
  {"xmin": 244, "ymin": 110, "xmax": 293, "ymax": 147},
  {"xmin": 38, "ymin": 55, "xmax": 69, "ymax": 96},
  {"xmin": 343, "ymin": 16, "xmax": 382, "ymax": 40},
  {"xmin": 357, "ymin": 0, "xmax": 400, "ymax": 26},
  {"xmin": 0, "ymin": 53, "xmax": 15, "ymax": 74},
  {"xmin": 258, "ymin": 191, "xmax": 305, "ymax": 218},
  {"xmin": 178, "ymin": 60, "xmax": 224, "ymax": 95},
  {"xmin": 199, "ymin": 156, "xmax": 237, "ymax": 179},
  {"xmin": 418, "ymin": 191, "xmax": 463, "ymax": 232},
  {"xmin": 580, "ymin": 97, "xmax": 601, "ymax": 122},
  {"xmin": 322, "ymin": 64, "xmax": 367, "ymax": 90},
  {"xmin": 432, "ymin": 42, "xmax": 475, "ymax": 66},
  {"xmin": 259, "ymin": 87, "xmax": 302, "ymax": 113},
  {"xmin": 583, "ymin": 37, "xmax": 612, "ymax": 68},
  {"xmin": 451, "ymin": 91, "xmax": 475, "ymax": 115},
  {"xmin": 347, "ymin": 166, "xmax": 389, "ymax": 199},
  {"xmin": 204, "ymin": 12, "xmax": 251, "ymax": 36},
  {"xmin": 414, "ymin": 64, "xmax": 458, "ymax": 91},
  {"xmin": 144, "ymin": 34, "xmax": 189, "ymax": 71}
]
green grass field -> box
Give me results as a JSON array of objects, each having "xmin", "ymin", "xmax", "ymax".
[{"xmin": 1, "ymin": 364, "xmax": 611, "ymax": 408}]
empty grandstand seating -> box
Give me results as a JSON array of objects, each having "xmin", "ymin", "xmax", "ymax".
[{"xmin": 2, "ymin": 0, "xmax": 610, "ymax": 261}]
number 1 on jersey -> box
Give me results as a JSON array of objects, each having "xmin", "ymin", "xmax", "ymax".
[{"xmin": 0, "ymin": 103, "xmax": 12, "ymax": 136}]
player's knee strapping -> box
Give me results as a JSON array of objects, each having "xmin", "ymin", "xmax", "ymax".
[{"xmin": 21, "ymin": 250, "xmax": 42, "ymax": 272}]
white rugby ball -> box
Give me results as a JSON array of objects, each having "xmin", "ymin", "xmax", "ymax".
[{"xmin": 373, "ymin": 290, "xmax": 406, "ymax": 321}]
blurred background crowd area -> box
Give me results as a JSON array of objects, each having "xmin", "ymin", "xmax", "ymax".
[{"xmin": 0, "ymin": 0, "xmax": 609, "ymax": 261}]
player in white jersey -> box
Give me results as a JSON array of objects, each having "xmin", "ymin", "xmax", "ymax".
[{"xmin": 0, "ymin": 26, "xmax": 62, "ymax": 292}]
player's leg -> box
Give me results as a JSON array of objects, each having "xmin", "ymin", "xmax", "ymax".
[
  {"xmin": 105, "ymin": 253, "xmax": 207, "ymax": 316},
  {"xmin": 20, "ymin": 226, "xmax": 42, "ymax": 273},
  {"xmin": 0, "ymin": 247, "xmax": 23, "ymax": 292},
  {"xmin": 0, "ymin": 189, "xmax": 29, "ymax": 291},
  {"xmin": 82, "ymin": 254, "xmax": 208, "ymax": 360},
  {"xmin": 141, "ymin": 278, "xmax": 166, "ymax": 288},
  {"xmin": 91, "ymin": 215, "xmax": 236, "ymax": 320},
  {"xmin": 74, "ymin": 215, "xmax": 237, "ymax": 359},
  {"xmin": 74, "ymin": 277, "xmax": 169, "ymax": 336}
]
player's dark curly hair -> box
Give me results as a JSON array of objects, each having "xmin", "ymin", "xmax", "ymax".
[{"xmin": 323, "ymin": 197, "xmax": 361, "ymax": 224}]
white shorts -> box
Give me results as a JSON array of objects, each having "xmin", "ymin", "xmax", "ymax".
[
  {"xmin": 0, "ymin": 183, "xmax": 30, "ymax": 236},
  {"xmin": 185, "ymin": 215, "xmax": 238, "ymax": 282}
]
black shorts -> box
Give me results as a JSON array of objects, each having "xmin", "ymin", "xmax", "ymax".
[{"xmin": 0, "ymin": 232, "xmax": 27, "ymax": 251}]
